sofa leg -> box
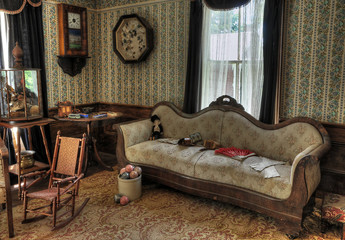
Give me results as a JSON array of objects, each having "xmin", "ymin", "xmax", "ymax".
[{"xmin": 302, "ymin": 194, "xmax": 316, "ymax": 222}]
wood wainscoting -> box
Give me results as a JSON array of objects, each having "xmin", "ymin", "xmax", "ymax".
[
  {"xmin": 318, "ymin": 123, "xmax": 345, "ymax": 195},
  {"xmin": 48, "ymin": 102, "xmax": 152, "ymax": 154}
]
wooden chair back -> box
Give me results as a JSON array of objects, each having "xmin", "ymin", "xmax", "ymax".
[{"xmin": 49, "ymin": 131, "xmax": 86, "ymax": 188}]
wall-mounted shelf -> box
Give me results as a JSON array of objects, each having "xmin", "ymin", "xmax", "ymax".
[{"xmin": 57, "ymin": 55, "xmax": 90, "ymax": 77}]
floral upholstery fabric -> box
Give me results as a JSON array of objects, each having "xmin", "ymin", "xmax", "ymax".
[
  {"xmin": 289, "ymin": 143, "xmax": 321, "ymax": 201},
  {"xmin": 120, "ymin": 119, "xmax": 152, "ymax": 149},
  {"xmin": 152, "ymin": 106, "xmax": 224, "ymax": 142},
  {"xmin": 194, "ymin": 151, "xmax": 292, "ymax": 199},
  {"xmin": 220, "ymin": 112, "xmax": 323, "ymax": 164},
  {"xmin": 119, "ymin": 104, "xmax": 324, "ymax": 200},
  {"xmin": 126, "ymin": 140, "xmax": 205, "ymax": 176},
  {"xmin": 322, "ymin": 193, "xmax": 345, "ymax": 223}
]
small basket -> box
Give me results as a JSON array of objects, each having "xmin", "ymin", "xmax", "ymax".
[{"xmin": 118, "ymin": 174, "xmax": 142, "ymax": 201}]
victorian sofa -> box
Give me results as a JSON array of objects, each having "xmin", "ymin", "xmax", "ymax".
[{"xmin": 116, "ymin": 96, "xmax": 330, "ymax": 236}]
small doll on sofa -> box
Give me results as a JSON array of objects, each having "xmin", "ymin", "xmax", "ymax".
[{"xmin": 150, "ymin": 115, "xmax": 163, "ymax": 140}]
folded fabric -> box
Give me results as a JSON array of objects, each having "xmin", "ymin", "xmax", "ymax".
[
  {"xmin": 215, "ymin": 147, "xmax": 255, "ymax": 161},
  {"xmin": 262, "ymin": 166, "xmax": 280, "ymax": 179},
  {"xmin": 249, "ymin": 156, "xmax": 284, "ymax": 171}
]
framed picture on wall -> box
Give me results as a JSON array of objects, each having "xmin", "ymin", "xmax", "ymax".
[{"xmin": 113, "ymin": 14, "xmax": 154, "ymax": 64}]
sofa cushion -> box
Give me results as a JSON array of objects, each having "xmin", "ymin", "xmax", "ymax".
[
  {"xmin": 152, "ymin": 105, "xmax": 224, "ymax": 142},
  {"xmin": 220, "ymin": 112, "xmax": 323, "ymax": 164},
  {"xmin": 125, "ymin": 140, "xmax": 205, "ymax": 176},
  {"xmin": 126, "ymin": 139, "xmax": 292, "ymax": 199},
  {"xmin": 194, "ymin": 151, "xmax": 292, "ymax": 199}
]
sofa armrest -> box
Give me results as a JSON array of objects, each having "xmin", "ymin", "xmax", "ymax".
[
  {"xmin": 290, "ymin": 142, "xmax": 330, "ymax": 200},
  {"xmin": 117, "ymin": 119, "xmax": 152, "ymax": 149}
]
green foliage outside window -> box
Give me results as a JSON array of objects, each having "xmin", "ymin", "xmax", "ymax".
[
  {"xmin": 210, "ymin": 9, "xmax": 240, "ymax": 34},
  {"xmin": 24, "ymin": 71, "xmax": 34, "ymax": 91}
]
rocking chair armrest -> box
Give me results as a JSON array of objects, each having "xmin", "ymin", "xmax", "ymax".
[
  {"xmin": 21, "ymin": 169, "xmax": 51, "ymax": 191},
  {"xmin": 22, "ymin": 169, "xmax": 51, "ymax": 193},
  {"xmin": 54, "ymin": 176, "xmax": 77, "ymax": 186},
  {"xmin": 59, "ymin": 174, "xmax": 84, "ymax": 196},
  {"xmin": 21, "ymin": 169, "xmax": 49, "ymax": 179}
]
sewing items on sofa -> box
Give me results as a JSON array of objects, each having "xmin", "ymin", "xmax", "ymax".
[{"xmin": 178, "ymin": 132, "xmax": 202, "ymax": 146}]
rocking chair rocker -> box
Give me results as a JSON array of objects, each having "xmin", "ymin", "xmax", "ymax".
[{"xmin": 22, "ymin": 131, "xmax": 89, "ymax": 230}]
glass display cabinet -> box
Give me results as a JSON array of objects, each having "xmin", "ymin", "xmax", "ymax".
[{"xmin": 0, "ymin": 43, "xmax": 43, "ymax": 121}]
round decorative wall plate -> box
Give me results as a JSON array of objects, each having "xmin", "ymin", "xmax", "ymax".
[{"xmin": 113, "ymin": 14, "xmax": 154, "ymax": 64}]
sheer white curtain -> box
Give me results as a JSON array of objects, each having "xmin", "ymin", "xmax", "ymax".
[
  {"xmin": 0, "ymin": 12, "xmax": 10, "ymax": 68},
  {"xmin": 201, "ymin": 0, "xmax": 265, "ymax": 119}
]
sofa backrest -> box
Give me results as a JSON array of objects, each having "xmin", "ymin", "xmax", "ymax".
[
  {"xmin": 152, "ymin": 105, "xmax": 224, "ymax": 142},
  {"xmin": 152, "ymin": 103, "xmax": 325, "ymax": 164},
  {"xmin": 220, "ymin": 111, "xmax": 324, "ymax": 163}
]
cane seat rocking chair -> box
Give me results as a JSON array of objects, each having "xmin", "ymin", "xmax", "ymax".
[{"xmin": 22, "ymin": 131, "xmax": 89, "ymax": 230}]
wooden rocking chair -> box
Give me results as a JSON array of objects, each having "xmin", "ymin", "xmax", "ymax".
[{"xmin": 22, "ymin": 131, "xmax": 89, "ymax": 230}]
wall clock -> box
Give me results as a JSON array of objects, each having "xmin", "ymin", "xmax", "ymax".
[
  {"xmin": 57, "ymin": 4, "xmax": 88, "ymax": 57},
  {"xmin": 113, "ymin": 14, "xmax": 153, "ymax": 64}
]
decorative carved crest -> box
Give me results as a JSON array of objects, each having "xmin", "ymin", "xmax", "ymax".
[{"xmin": 208, "ymin": 95, "xmax": 245, "ymax": 110}]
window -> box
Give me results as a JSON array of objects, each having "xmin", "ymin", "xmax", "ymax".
[
  {"xmin": 0, "ymin": 12, "xmax": 10, "ymax": 68},
  {"xmin": 201, "ymin": 0, "xmax": 265, "ymax": 118}
]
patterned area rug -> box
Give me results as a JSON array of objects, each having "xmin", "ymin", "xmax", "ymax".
[{"xmin": 0, "ymin": 167, "xmax": 341, "ymax": 239}]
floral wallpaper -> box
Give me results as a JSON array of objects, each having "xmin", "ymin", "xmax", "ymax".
[
  {"xmin": 42, "ymin": 0, "xmax": 189, "ymax": 108},
  {"xmin": 96, "ymin": 0, "xmax": 189, "ymax": 107},
  {"xmin": 97, "ymin": 0, "xmax": 151, "ymax": 9},
  {"xmin": 42, "ymin": 0, "xmax": 96, "ymax": 9},
  {"xmin": 280, "ymin": 0, "xmax": 345, "ymax": 123},
  {"xmin": 43, "ymin": 0, "xmax": 345, "ymax": 123},
  {"xmin": 43, "ymin": 1, "xmax": 98, "ymax": 107}
]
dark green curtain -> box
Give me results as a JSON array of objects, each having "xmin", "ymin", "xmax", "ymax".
[
  {"xmin": 0, "ymin": 0, "xmax": 41, "ymax": 14},
  {"xmin": 1, "ymin": 4, "xmax": 50, "ymax": 167},
  {"xmin": 183, "ymin": 0, "xmax": 255, "ymax": 114},
  {"xmin": 203, "ymin": 0, "xmax": 250, "ymax": 10},
  {"xmin": 259, "ymin": 0, "xmax": 284, "ymax": 124},
  {"xmin": 183, "ymin": 0, "xmax": 203, "ymax": 114},
  {"xmin": 9, "ymin": 4, "xmax": 50, "ymax": 164}
]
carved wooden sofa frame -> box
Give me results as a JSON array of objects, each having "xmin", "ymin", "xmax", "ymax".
[{"xmin": 116, "ymin": 98, "xmax": 331, "ymax": 236}]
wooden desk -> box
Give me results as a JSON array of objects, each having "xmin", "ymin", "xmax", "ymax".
[
  {"xmin": 54, "ymin": 113, "xmax": 123, "ymax": 173},
  {"xmin": 0, "ymin": 118, "xmax": 55, "ymax": 199}
]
